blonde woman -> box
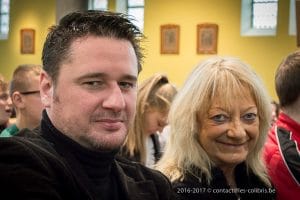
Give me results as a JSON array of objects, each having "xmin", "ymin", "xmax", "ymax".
[
  {"xmin": 156, "ymin": 57, "xmax": 276, "ymax": 199},
  {"xmin": 121, "ymin": 73, "xmax": 177, "ymax": 167}
]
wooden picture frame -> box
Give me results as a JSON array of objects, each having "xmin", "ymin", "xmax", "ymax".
[
  {"xmin": 160, "ymin": 24, "xmax": 180, "ymax": 54},
  {"xmin": 197, "ymin": 23, "xmax": 218, "ymax": 54},
  {"xmin": 20, "ymin": 29, "xmax": 35, "ymax": 54}
]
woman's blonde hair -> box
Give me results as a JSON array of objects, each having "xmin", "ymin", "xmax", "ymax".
[
  {"xmin": 123, "ymin": 73, "xmax": 177, "ymax": 164},
  {"xmin": 156, "ymin": 56, "xmax": 272, "ymax": 186}
]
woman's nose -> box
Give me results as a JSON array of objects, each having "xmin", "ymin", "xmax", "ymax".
[{"xmin": 227, "ymin": 118, "xmax": 247, "ymax": 139}]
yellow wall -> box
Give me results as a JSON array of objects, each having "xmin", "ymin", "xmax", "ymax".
[
  {"xmin": 0, "ymin": 0, "xmax": 298, "ymax": 100},
  {"xmin": 142, "ymin": 0, "xmax": 298, "ymax": 100},
  {"xmin": 0, "ymin": 0, "xmax": 55, "ymax": 80}
]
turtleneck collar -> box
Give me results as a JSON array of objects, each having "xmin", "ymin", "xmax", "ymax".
[
  {"xmin": 0, "ymin": 124, "xmax": 6, "ymax": 132},
  {"xmin": 40, "ymin": 110, "xmax": 118, "ymax": 179}
]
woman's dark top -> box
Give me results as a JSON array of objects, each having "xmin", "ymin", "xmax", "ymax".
[{"xmin": 173, "ymin": 163, "xmax": 276, "ymax": 200}]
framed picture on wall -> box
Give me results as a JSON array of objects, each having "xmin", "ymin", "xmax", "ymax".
[
  {"xmin": 20, "ymin": 29, "xmax": 35, "ymax": 54},
  {"xmin": 160, "ymin": 24, "xmax": 180, "ymax": 54},
  {"xmin": 197, "ymin": 23, "xmax": 218, "ymax": 54}
]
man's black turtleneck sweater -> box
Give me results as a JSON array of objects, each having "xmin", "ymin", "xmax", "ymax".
[{"xmin": 41, "ymin": 111, "xmax": 122, "ymax": 200}]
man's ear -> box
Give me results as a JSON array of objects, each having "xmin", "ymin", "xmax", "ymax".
[
  {"xmin": 11, "ymin": 92, "xmax": 25, "ymax": 109},
  {"xmin": 40, "ymin": 70, "xmax": 53, "ymax": 108}
]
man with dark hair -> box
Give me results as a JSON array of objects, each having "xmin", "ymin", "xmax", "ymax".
[
  {"xmin": 0, "ymin": 10, "xmax": 177, "ymax": 200},
  {"xmin": 0, "ymin": 64, "xmax": 43, "ymax": 137},
  {"xmin": 264, "ymin": 51, "xmax": 300, "ymax": 200}
]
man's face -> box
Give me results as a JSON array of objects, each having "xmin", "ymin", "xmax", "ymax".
[
  {"xmin": 18, "ymin": 73, "xmax": 43, "ymax": 128},
  {"xmin": 41, "ymin": 36, "xmax": 138, "ymax": 150}
]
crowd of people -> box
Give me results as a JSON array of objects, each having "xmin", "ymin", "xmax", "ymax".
[
  {"xmin": 0, "ymin": 64, "xmax": 43, "ymax": 137},
  {"xmin": 0, "ymin": 9, "xmax": 299, "ymax": 200}
]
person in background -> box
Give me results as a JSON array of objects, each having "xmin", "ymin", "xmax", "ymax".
[
  {"xmin": 264, "ymin": 51, "xmax": 300, "ymax": 200},
  {"xmin": 0, "ymin": 77, "xmax": 13, "ymax": 132},
  {"xmin": 270, "ymin": 100, "xmax": 280, "ymax": 126},
  {"xmin": 159, "ymin": 124, "xmax": 171, "ymax": 152},
  {"xmin": 156, "ymin": 56, "xmax": 276, "ymax": 200},
  {"xmin": 0, "ymin": 10, "xmax": 178, "ymax": 200},
  {"xmin": 0, "ymin": 64, "xmax": 43, "ymax": 137},
  {"xmin": 121, "ymin": 73, "xmax": 177, "ymax": 167}
]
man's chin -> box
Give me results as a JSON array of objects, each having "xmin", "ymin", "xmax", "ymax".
[
  {"xmin": 88, "ymin": 135, "xmax": 126, "ymax": 151},
  {"xmin": 92, "ymin": 141, "xmax": 123, "ymax": 151}
]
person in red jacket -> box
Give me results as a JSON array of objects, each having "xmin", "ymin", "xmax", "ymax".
[{"xmin": 264, "ymin": 51, "xmax": 300, "ymax": 200}]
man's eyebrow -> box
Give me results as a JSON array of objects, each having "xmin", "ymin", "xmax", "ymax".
[
  {"xmin": 121, "ymin": 74, "xmax": 137, "ymax": 82},
  {"xmin": 76, "ymin": 73, "xmax": 106, "ymax": 82},
  {"xmin": 75, "ymin": 73, "xmax": 137, "ymax": 82}
]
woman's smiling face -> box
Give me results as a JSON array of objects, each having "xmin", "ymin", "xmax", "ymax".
[{"xmin": 198, "ymin": 87, "xmax": 259, "ymax": 168}]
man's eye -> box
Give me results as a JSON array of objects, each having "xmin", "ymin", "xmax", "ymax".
[
  {"xmin": 211, "ymin": 114, "xmax": 228, "ymax": 123},
  {"xmin": 83, "ymin": 81, "xmax": 104, "ymax": 88},
  {"xmin": 119, "ymin": 82, "xmax": 135, "ymax": 90},
  {"xmin": 242, "ymin": 113, "xmax": 257, "ymax": 122}
]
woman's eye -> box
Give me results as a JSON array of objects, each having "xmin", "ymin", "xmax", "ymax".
[
  {"xmin": 242, "ymin": 113, "xmax": 257, "ymax": 122},
  {"xmin": 211, "ymin": 114, "xmax": 228, "ymax": 123},
  {"xmin": 158, "ymin": 120, "xmax": 167, "ymax": 127}
]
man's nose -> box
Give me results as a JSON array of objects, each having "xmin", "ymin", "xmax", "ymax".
[{"xmin": 102, "ymin": 83, "xmax": 125, "ymax": 112}]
